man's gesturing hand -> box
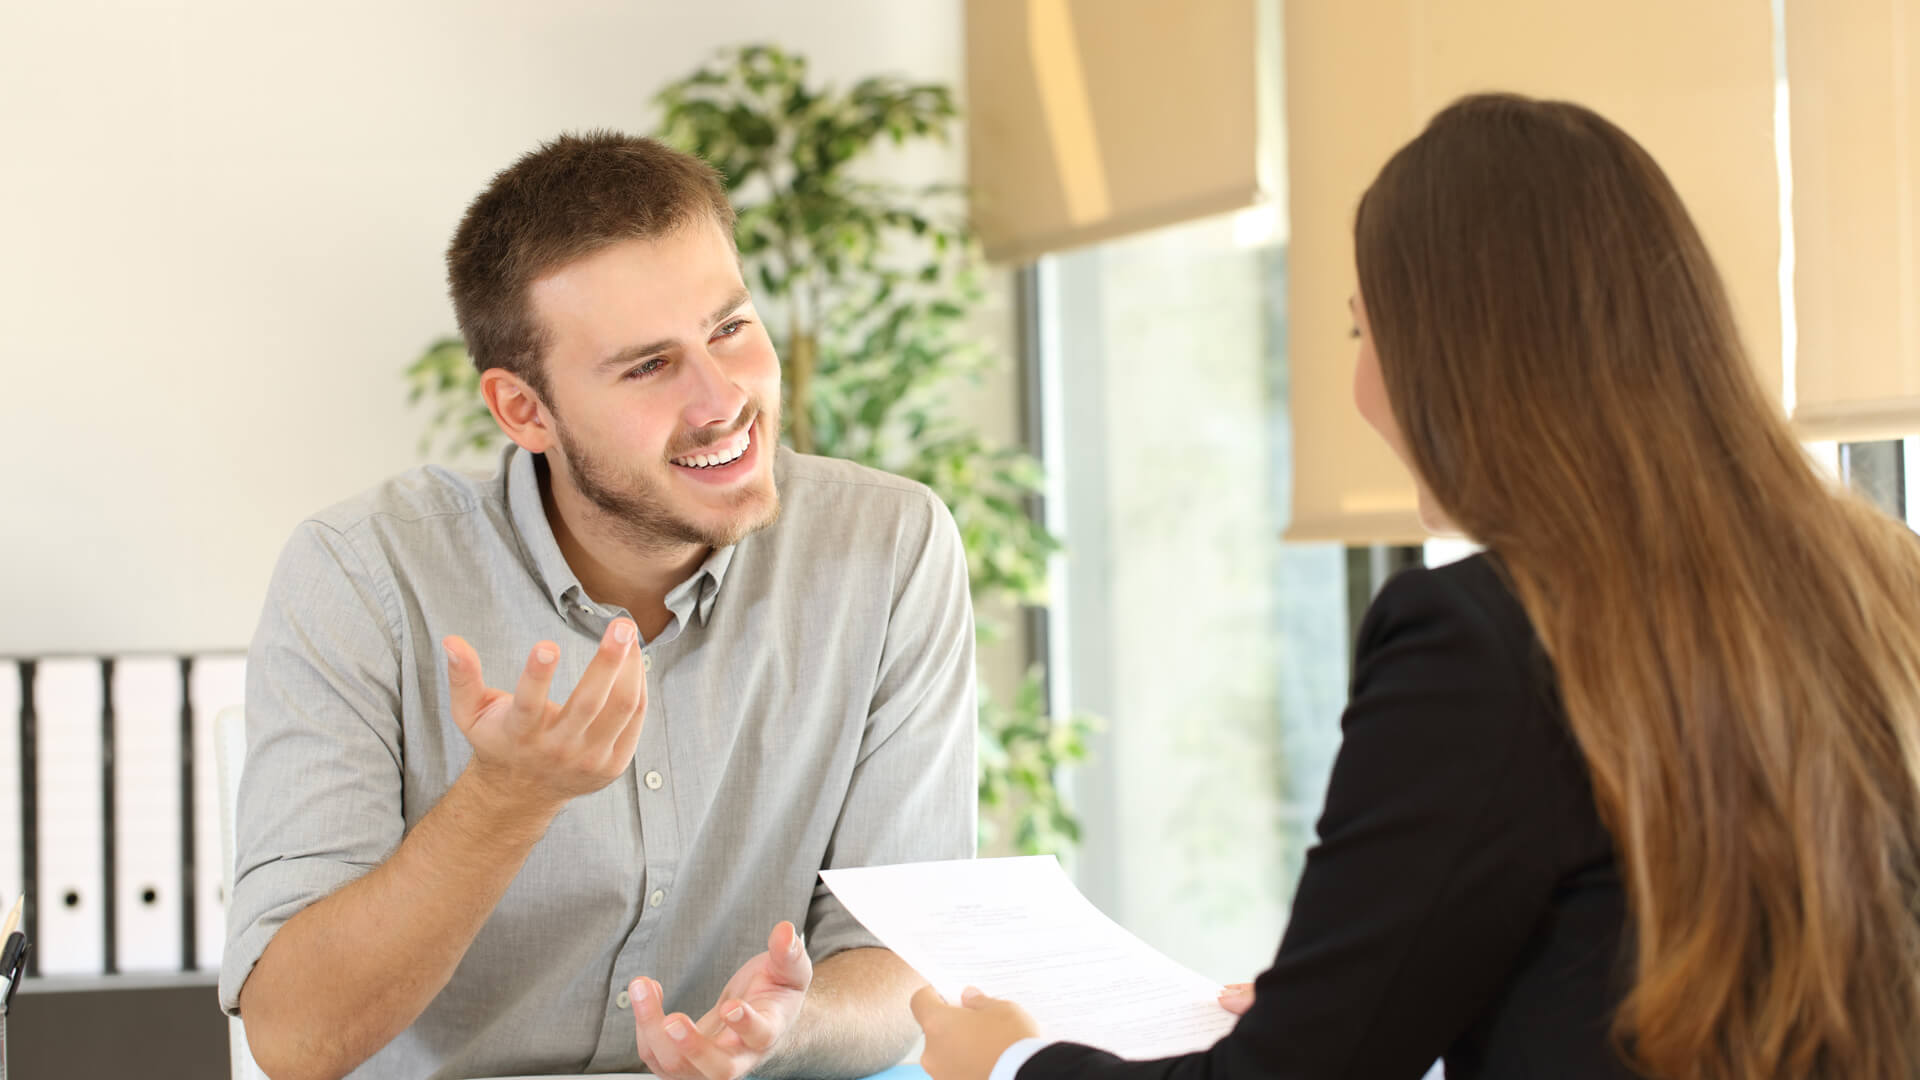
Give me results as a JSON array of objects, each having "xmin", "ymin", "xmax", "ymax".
[
  {"xmin": 629, "ymin": 921, "xmax": 814, "ymax": 1080},
  {"xmin": 443, "ymin": 619, "xmax": 649, "ymax": 810}
]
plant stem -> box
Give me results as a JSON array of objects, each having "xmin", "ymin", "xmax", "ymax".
[
  {"xmin": 786, "ymin": 326, "xmax": 817, "ymax": 454},
  {"xmin": 779, "ymin": 233, "xmax": 818, "ymax": 454}
]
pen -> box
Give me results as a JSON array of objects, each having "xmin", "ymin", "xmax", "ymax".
[
  {"xmin": 0, "ymin": 934, "xmax": 19, "ymax": 1012},
  {"xmin": 0, "ymin": 894, "xmax": 24, "ymax": 1016}
]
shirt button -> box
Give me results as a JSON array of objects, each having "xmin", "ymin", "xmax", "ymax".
[
  {"xmin": 615, "ymin": 989, "xmax": 631, "ymax": 1009},
  {"xmin": 642, "ymin": 652, "xmax": 652, "ymax": 672},
  {"xmin": 644, "ymin": 770, "xmax": 664, "ymax": 790},
  {"xmin": 649, "ymin": 889, "xmax": 666, "ymax": 908}
]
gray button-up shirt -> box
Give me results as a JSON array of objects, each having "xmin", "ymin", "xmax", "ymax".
[{"xmin": 220, "ymin": 445, "xmax": 977, "ymax": 1079}]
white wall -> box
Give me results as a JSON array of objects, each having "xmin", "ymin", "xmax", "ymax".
[{"xmin": 1, "ymin": 0, "xmax": 1022, "ymax": 666}]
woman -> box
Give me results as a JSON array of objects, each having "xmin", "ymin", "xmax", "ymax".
[{"xmin": 913, "ymin": 94, "xmax": 1920, "ymax": 1079}]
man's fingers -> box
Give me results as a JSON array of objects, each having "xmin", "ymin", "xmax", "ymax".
[
  {"xmin": 584, "ymin": 627, "xmax": 648, "ymax": 757},
  {"xmin": 635, "ymin": 982, "xmax": 746, "ymax": 1080},
  {"xmin": 443, "ymin": 636, "xmax": 489, "ymax": 732},
  {"xmin": 960, "ymin": 985, "xmax": 994, "ymax": 1008},
  {"xmin": 632, "ymin": 1038, "xmax": 666, "ymax": 1078},
  {"xmin": 647, "ymin": 1013, "xmax": 698, "ymax": 1079},
  {"xmin": 717, "ymin": 999, "xmax": 778, "ymax": 1054},
  {"xmin": 507, "ymin": 640, "xmax": 561, "ymax": 731},
  {"xmin": 630, "ymin": 977, "xmax": 682, "ymax": 1075},
  {"xmin": 561, "ymin": 619, "xmax": 637, "ymax": 730},
  {"xmin": 605, "ymin": 691, "xmax": 649, "ymax": 778},
  {"xmin": 662, "ymin": 1014, "xmax": 745, "ymax": 1080}
]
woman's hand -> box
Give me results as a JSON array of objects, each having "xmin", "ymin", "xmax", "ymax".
[
  {"xmin": 910, "ymin": 985, "xmax": 1041, "ymax": 1080},
  {"xmin": 1218, "ymin": 982, "xmax": 1255, "ymax": 1016}
]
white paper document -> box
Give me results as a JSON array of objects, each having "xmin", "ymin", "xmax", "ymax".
[{"xmin": 820, "ymin": 856, "xmax": 1237, "ymax": 1060}]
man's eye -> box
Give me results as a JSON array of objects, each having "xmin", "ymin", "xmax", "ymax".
[
  {"xmin": 626, "ymin": 358, "xmax": 667, "ymax": 380},
  {"xmin": 716, "ymin": 318, "xmax": 748, "ymax": 338}
]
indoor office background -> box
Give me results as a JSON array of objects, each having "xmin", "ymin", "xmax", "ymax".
[{"xmin": 5, "ymin": 1, "xmax": 1919, "ymax": 1078}]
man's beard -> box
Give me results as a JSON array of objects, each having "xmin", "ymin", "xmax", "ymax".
[{"xmin": 553, "ymin": 401, "xmax": 782, "ymax": 553}]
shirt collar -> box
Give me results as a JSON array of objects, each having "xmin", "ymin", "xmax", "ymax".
[
  {"xmin": 505, "ymin": 444, "xmax": 739, "ymax": 628},
  {"xmin": 667, "ymin": 543, "xmax": 735, "ymax": 627}
]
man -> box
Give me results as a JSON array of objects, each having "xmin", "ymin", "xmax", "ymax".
[{"xmin": 218, "ymin": 132, "xmax": 977, "ymax": 1080}]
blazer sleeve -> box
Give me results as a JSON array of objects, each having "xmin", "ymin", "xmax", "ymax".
[{"xmin": 1023, "ymin": 564, "xmax": 1573, "ymax": 1080}]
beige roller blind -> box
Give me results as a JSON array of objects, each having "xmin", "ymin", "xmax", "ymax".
[
  {"xmin": 1285, "ymin": 0, "xmax": 1780, "ymax": 544},
  {"xmin": 1786, "ymin": 0, "xmax": 1920, "ymax": 441},
  {"xmin": 965, "ymin": 0, "xmax": 1268, "ymax": 263}
]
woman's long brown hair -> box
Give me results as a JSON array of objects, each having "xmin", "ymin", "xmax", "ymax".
[{"xmin": 1355, "ymin": 94, "xmax": 1920, "ymax": 1079}]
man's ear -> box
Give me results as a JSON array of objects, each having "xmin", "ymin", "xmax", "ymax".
[{"xmin": 480, "ymin": 367, "xmax": 555, "ymax": 454}]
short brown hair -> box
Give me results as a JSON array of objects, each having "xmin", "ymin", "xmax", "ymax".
[{"xmin": 446, "ymin": 131, "xmax": 736, "ymax": 397}]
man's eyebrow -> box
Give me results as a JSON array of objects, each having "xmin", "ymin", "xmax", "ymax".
[
  {"xmin": 706, "ymin": 288, "xmax": 752, "ymax": 330},
  {"xmin": 595, "ymin": 289, "xmax": 752, "ymax": 374}
]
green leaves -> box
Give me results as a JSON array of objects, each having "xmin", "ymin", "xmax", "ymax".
[
  {"xmin": 403, "ymin": 338, "xmax": 494, "ymax": 459},
  {"xmin": 977, "ymin": 670, "xmax": 1100, "ymax": 855}
]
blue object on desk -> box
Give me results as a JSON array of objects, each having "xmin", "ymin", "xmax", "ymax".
[{"xmin": 859, "ymin": 1066, "xmax": 929, "ymax": 1080}]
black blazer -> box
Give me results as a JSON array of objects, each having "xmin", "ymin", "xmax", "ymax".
[{"xmin": 1025, "ymin": 554, "xmax": 1635, "ymax": 1080}]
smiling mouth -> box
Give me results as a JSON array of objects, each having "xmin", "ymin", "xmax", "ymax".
[{"xmin": 669, "ymin": 423, "xmax": 752, "ymax": 469}]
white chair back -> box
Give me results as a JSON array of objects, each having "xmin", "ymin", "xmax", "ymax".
[{"xmin": 214, "ymin": 705, "xmax": 269, "ymax": 1080}]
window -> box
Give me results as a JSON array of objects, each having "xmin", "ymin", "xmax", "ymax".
[
  {"xmin": 1034, "ymin": 210, "xmax": 1348, "ymax": 981},
  {"xmin": 1816, "ymin": 439, "xmax": 1919, "ymax": 529}
]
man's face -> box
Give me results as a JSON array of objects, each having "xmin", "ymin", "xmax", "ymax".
[{"xmin": 527, "ymin": 218, "xmax": 782, "ymax": 551}]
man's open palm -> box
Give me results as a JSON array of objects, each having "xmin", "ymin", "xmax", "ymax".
[
  {"xmin": 630, "ymin": 921, "xmax": 814, "ymax": 1080},
  {"xmin": 443, "ymin": 618, "xmax": 648, "ymax": 807}
]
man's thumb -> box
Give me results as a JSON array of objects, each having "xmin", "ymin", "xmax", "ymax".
[{"xmin": 768, "ymin": 921, "xmax": 811, "ymax": 985}]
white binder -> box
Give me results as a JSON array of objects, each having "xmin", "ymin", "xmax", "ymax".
[
  {"xmin": 33, "ymin": 658, "xmax": 105, "ymax": 976},
  {"xmin": 0, "ymin": 662, "xmax": 22, "ymax": 912},
  {"xmin": 189, "ymin": 655, "xmax": 245, "ymax": 972},
  {"xmin": 112, "ymin": 657, "xmax": 184, "ymax": 972}
]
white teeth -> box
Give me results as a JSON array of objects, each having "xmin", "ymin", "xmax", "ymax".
[{"xmin": 672, "ymin": 429, "xmax": 750, "ymax": 469}]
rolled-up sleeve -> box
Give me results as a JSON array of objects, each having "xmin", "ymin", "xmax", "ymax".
[
  {"xmin": 218, "ymin": 519, "xmax": 406, "ymax": 1014},
  {"xmin": 805, "ymin": 489, "xmax": 978, "ymax": 959}
]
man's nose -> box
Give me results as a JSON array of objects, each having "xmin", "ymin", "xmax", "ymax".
[{"xmin": 681, "ymin": 348, "xmax": 749, "ymax": 429}]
